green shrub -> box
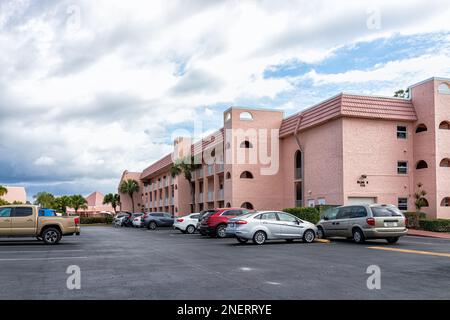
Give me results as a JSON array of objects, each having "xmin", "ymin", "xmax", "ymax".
[
  {"xmin": 283, "ymin": 207, "xmax": 321, "ymax": 224},
  {"xmin": 419, "ymin": 219, "xmax": 450, "ymax": 233},
  {"xmin": 80, "ymin": 216, "xmax": 113, "ymax": 225},
  {"xmin": 404, "ymin": 212, "xmax": 427, "ymax": 229}
]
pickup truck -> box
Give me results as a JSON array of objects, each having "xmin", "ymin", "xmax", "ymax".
[{"xmin": 0, "ymin": 205, "xmax": 80, "ymax": 245}]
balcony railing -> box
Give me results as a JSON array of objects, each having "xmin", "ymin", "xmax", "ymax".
[
  {"xmin": 197, "ymin": 169, "xmax": 203, "ymax": 178},
  {"xmin": 207, "ymin": 165, "xmax": 214, "ymax": 176},
  {"xmin": 218, "ymin": 189, "xmax": 224, "ymax": 200},
  {"xmin": 198, "ymin": 193, "xmax": 204, "ymax": 202},
  {"xmin": 217, "ymin": 164, "xmax": 224, "ymax": 173},
  {"xmin": 164, "ymin": 198, "xmax": 168, "ymax": 206},
  {"xmin": 207, "ymin": 191, "xmax": 214, "ymax": 202}
]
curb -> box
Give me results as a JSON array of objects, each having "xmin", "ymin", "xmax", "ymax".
[{"xmin": 314, "ymin": 239, "xmax": 331, "ymax": 243}]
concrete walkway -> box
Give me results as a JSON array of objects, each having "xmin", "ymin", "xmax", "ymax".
[{"xmin": 408, "ymin": 229, "xmax": 450, "ymax": 239}]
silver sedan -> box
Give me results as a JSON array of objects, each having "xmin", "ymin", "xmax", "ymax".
[{"xmin": 226, "ymin": 211, "xmax": 318, "ymax": 245}]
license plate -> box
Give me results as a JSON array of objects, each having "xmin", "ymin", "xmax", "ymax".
[{"xmin": 384, "ymin": 222, "xmax": 398, "ymax": 227}]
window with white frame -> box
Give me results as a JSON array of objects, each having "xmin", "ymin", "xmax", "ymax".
[
  {"xmin": 398, "ymin": 198, "xmax": 408, "ymax": 211},
  {"xmin": 397, "ymin": 126, "xmax": 407, "ymax": 139},
  {"xmin": 397, "ymin": 161, "xmax": 408, "ymax": 174}
]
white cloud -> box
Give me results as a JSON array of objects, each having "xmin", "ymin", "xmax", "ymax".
[
  {"xmin": 302, "ymin": 54, "xmax": 450, "ymax": 95},
  {"xmin": 34, "ymin": 156, "xmax": 56, "ymax": 166}
]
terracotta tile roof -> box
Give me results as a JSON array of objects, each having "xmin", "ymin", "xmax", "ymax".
[
  {"xmin": 140, "ymin": 154, "xmax": 173, "ymax": 180},
  {"xmin": 141, "ymin": 128, "xmax": 225, "ymax": 180},
  {"xmin": 279, "ymin": 94, "xmax": 417, "ymax": 137}
]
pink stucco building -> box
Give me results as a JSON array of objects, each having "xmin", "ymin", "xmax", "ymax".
[
  {"xmin": 119, "ymin": 77, "xmax": 450, "ymax": 219},
  {"xmin": 67, "ymin": 191, "xmax": 115, "ymax": 216},
  {"xmin": 0, "ymin": 186, "xmax": 27, "ymax": 204}
]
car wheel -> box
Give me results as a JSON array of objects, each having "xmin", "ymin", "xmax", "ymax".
[
  {"xmin": 148, "ymin": 221, "xmax": 157, "ymax": 230},
  {"xmin": 42, "ymin": 228, "xmax": 61, "ymax": 245},
  {"xmin": 317, "ymin": 226, "xmax": 326, "ymax": 239},
  {"xmin": 386, "ymin": 237, "xmax": 399, "ymax": 244},
  {"xmin": 303, "ymin": 229, "xmax": 315, "ymax": 243},
  {"xmin": 253, "ymin": 231, "xmax": 267, "ymax": 245},
  {"xmin": 216, "ymin": 225, "xmax": 227, "ymax": 238},
  {"xmin": 236, "ymin": 237, "xmax": 248, "ymax": 244},
  {"xmin": 352, "ymin": 228, "xmax": 365, "ymax": 244},
  {"xmin": 186, "ymin": 225, "xmax": 196, "ymax": 234}
]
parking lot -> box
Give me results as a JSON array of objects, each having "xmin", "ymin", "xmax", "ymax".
[{"xmin": 0, "ymin": 226, "xmax": 449, "ymax": 300}]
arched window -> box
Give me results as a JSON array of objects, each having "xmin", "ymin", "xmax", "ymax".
[
  {"xmin": 416, "ymin": 160, "xmax": 429, "ymax": 170},
  {"xmin": 241, "ymin": 202, "xmax": 254, "ymax": 210},
  {"xmin": 440, "ymin": 158, "xmax": 450, "ymax": 167},
  {"xmin": 415, "ymin": 124, "xmax": 428, "ymax": 133},
  {"xmin": 441, "ymin": 197, "xmax": 450, "ymax": 207},
  {"xmin": 240, "ymin": 140, "xmax": 253, "ymax": 148},
  {"xmin": 295, "ymin": 150, "xmax": 302, "ymax": 179},
  {"xmin": 226, "ymin": 172, "xmax": 231, "ymax": 179},
  {"xmin": 240, "ymin": 171, "xmax": 254, "ymax": 179},
  {"xmin": 439, "ymin": 121, "xmax": 450, "ymax": 130},
  {"xmin": 239, "ymin": 112, "xmax": 253, "ymax": 121},
  {"xmin": 225, "ymin": 112, "xmax": 231, "ymax": 121},
  {"xmin": 438, "ymin": 83, "xmax": 450, "ymax": 94},
  {"xmin": 226, "ymin": 202, "xmax": 231, "ymax": 208}
]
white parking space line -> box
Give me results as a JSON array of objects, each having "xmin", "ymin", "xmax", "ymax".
[
  {"xmin": 0, "ymin": 256, "xmax": 89, "ymax": 261},
  {"xmin": 0, "ymin": 250, "xmax": 84, "ymax": 254}
]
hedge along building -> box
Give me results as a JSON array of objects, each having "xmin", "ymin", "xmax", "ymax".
[{"xmin": 119, "ymin": 77, "xmax": 450, "ymax": 219}]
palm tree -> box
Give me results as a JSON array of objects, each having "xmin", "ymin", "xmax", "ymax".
[
  {"xmin": 170, "ymin": 156, "xmax": 201, "ymax": 213},
  {"xmin": 103, "ymin": 193, "xmax": 120, "ymax": 215},
  {"xmin": 69, "ymin": 195, "xmax": 88, "ymax": 215},
  {"xmin": 33, "ymin": 192, "xmax": 55, "ymax": 208},
  {"xmin": 0, "ymin": 185, "xmax": 7, "ymax": 197},
  {"xmin": 53, "ymin": 196, "xmax": 71, "ymax": 215},
  {"xmin": 119, "ymin": 179, "xmax": 140, "ymax": 213}
]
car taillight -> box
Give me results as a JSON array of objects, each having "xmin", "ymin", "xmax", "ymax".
[
  {"xmin": 235, "ymin": 220, "xmax": 248, "ymax": 225},
  {"xmin": 366, "ymin": 217, "xmax": 375, "ymax": 226},
  {"xmin": 74, "ymin": 217, "xmax": 80, "ymax": 225},
  {"xmin": 177, "ymin": 218, "xmax": 184, "ymax": 222}
]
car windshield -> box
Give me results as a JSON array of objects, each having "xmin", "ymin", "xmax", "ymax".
[{"xmin": 371, "ymin": 206, "xmax": 403, "ymax": 217}]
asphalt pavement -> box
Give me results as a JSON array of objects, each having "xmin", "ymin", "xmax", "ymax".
[{"xmin": 0, "ymin": 226, "xmax": 449, "ymax": 300}]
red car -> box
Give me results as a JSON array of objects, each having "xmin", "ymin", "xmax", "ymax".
[{"xmin": 198, "ymin": 208, "xmax": 253, "ymax": 238}]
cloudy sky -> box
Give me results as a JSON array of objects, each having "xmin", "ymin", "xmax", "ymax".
[{"xmin": 1, "ymin": 0, "xmax": 450, "ymax": 200}]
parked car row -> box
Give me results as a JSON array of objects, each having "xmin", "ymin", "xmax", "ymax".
[{"xmin": 113, "ymin": 204, "xmax": 408, "ymax": 246}]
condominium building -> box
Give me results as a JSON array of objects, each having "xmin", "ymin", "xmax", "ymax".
[
  {"xmin": 0, "ymin": 186, "xmax": 27, "ymax": 204},
  {"xmin": 118, "ymin": 77, "xmax": 450, "ymax": 219}
]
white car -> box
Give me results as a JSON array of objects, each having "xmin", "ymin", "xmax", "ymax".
[
  {"xmin": 113, "ymin": 213, "xmax": 130, "ymax": 227},
  {"xmin": 132, "ymin": 213, "xmax": 144, "ymax": 227},
  {"xmin": 173, "ymin": 213, "xmax": 200, "ymax": 234}
]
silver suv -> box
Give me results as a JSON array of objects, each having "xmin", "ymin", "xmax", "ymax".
[{"xmin": 316, "ymin": 204, "xmax": 407, "ymax": 244}]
